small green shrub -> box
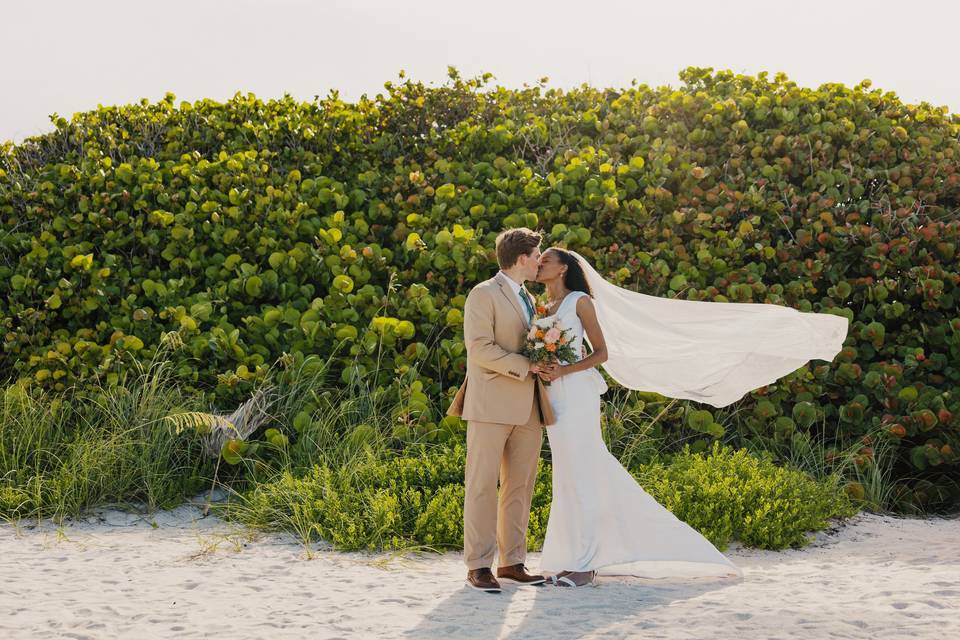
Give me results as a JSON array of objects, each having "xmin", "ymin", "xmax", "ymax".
[
  {"xmin": 229, "ymin": 441, "xmax": 856, "ymax": 552},
  {"xmin": 638, "ymin": 441, "xmax": 858, "ymax": 550},
  {"xmin": 231, "ymin": 445, "xmax": 468, "ymax": 551}
]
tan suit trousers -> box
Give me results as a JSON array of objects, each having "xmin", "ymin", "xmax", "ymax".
[{"xmin": 463, "ymin": 395, "xmax": 543, "ymax": 570}]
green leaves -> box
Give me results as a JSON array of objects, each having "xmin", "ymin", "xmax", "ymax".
[
  {"xmin": 149, "ymin": 210, "xmax": 175, "ymax": 226},
  {"xmin": 230, "ymin": 441, "xmax": 853, "ymax": 552},
  {"xmin": 332, "ymin": 274, "xmax": 354, "ymax": 294},
  {"xmin": 791, "ymin": 401, "xmax": 817, "ymax": 429},
  {"xmin": 221, "ymin": 439, "xmax": 248, "ymax": 465},
  {"xmin": 118, "ymin": 335, "xmax": 144, "ymax": 351},
  {"xmin": 686, "ymin": 409, "xmax": 724, "ymax": 438},
  {"xmin": 264, "ymin": 428, "xmax": 288, "ymax": 447},
  {"xmin": 69, "ymin": 254, "xmax": 93, "ymax": 270},
  {"xmin": 435, "ymin": 183, "xmax": 456, "ymax": 200},
  {"xmin": 897, "ymin": 386, "xmax": 919, "ymax": 402},
  {"xmin": 1, "ymin": 67, "xmax": 957, "ymax": 509},
  {"xmin": 753, "ymin": 400, "xmax": 777, "ymax": 420},
  {"xmin": 244, "ymin": 275, "xmax": 263, "ymax": 297}
]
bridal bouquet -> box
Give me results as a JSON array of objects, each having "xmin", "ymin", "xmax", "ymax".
[{"xmin": 522, "ymin": 316, "xmax": 578, "ymax": 386}]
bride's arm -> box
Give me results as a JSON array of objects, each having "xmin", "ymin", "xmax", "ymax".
[{"xmin": 559, "ymin": 296, "xmax": 608, "ymax": 376}]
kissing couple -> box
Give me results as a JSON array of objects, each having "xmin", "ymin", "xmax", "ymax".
[{"xmin": 447, "ymin": 227, "xmax": 849, "ymax": 592}]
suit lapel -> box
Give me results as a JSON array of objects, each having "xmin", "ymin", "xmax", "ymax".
[{"xmin": 495, "ymin": 272, "xmax": 530, "ymax": 329}]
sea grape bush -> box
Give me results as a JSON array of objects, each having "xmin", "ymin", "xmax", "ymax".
[{"xmin": 1, "ymin": 67, "xmax": 958, "ymax": 509}]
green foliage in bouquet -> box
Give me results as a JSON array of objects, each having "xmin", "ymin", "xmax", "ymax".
[{"xmin": 2, "ymin": 66, "xmax": 959, "ymax": 510}]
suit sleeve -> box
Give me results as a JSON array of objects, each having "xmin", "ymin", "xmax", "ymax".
[{"xmin": 463, "ymin": 287, "xmax": 531, "ymax": 381}]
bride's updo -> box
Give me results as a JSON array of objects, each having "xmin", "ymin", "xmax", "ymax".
[{"xmin": 548, "ymin": 247, "xmax": 593, "ymax": 297}]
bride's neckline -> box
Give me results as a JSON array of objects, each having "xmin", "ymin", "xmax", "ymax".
[{"xmin": 543, "ymin": 291, "xmax": 575, "ymax": 318}]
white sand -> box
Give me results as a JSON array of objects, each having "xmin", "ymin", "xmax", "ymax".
[{"xmin": 1, "ymin": 499, "xmax": 958, "ymax": 640}]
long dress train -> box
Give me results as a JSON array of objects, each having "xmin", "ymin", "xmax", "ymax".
[{"xmin": 538, "ymin": 290, "xmax": 743, "ymax": 579}]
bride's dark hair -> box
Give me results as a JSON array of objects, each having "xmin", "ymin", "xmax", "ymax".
[{"xmin": 549, "ymin": 247, "xmax": 593, "ymax": 297}]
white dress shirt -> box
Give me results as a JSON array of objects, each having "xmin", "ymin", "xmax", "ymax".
[{"xmin": 498, "ymin": 270, "xmax": 532, "ymax": 323}]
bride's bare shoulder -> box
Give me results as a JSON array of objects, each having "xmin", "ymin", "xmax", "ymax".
[
  {"xmin": 575, "ymin": 294, "xmax": 605, "ymax": 345},
  {"xmin": 574, "ymin": 292, "xmax": 598, "ymax": 317}
]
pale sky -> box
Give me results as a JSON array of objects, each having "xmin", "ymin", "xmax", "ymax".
[{"xmin": 3, "ymin": 0, "xmax": 958, "ymax": 145}]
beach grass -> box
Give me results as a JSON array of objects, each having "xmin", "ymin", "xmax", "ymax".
[{"xmin": 0, "ymin": 350, "xmax": 884, "ymax": 551}]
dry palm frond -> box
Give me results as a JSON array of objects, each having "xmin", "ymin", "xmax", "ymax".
[
  {"xmin": 165, "ymin": 411, "xmax": 237, "ymax": 437},
  {"xmin": 165, "ymin": 384, "xmax": 279, "ymax": 457}
]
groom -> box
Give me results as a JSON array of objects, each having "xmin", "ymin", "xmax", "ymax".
[{"xmin": 447, "ymin": 227, "xmax": 558, "ymax": 593}]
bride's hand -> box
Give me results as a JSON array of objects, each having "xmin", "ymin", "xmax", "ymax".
[{"xmin": 538, "ymin": 362, "xmax": 562, "ymax": 382}]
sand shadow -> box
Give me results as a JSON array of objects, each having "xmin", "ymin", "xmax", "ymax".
[{"xmin": 403, "ymin": 574, "xmax": 741, "ymax": 639}]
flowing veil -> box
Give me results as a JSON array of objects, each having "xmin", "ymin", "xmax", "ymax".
[{"xmin": 567, "ymin": 250, "xmax": 849, "ymax": 407}]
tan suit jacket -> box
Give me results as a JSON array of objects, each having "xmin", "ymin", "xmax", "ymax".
[{"xmin": 446, "ymin": 271, "xmax": 556, "ymax": 426}]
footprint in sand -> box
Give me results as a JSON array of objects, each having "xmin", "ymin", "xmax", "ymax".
[{"xmin": 919, "ymin": 600, "xmax": 948, "ymax": 609}]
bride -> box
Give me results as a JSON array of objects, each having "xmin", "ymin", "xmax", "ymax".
[{"xmin": 531, "ymin": 247, "xmax": 848, "ymax": 587}]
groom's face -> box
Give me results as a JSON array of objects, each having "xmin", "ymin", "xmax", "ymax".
[{"xmin": 520, "ymin": 246, "xmax": 542, "ymax": 281}]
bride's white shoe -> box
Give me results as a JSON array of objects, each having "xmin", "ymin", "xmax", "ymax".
[{"xmin": 548, "ymin": 570, "xmax": 597, "ymax": 588}]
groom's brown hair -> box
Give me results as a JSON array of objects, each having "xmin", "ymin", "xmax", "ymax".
[{"xmin": 495, "ymin": 227, "xmax": 542, "ymax": 269}]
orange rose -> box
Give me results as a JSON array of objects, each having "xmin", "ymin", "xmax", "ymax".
[
  {"xmin": 546, "ymin": 343, "xmax": 557, "ymax": 352},
  {"xmin": 536, "ymin": 330, "xmax": 545, "ymax": 339}
]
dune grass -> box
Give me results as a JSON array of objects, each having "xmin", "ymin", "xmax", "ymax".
[
  {"xmin": 0, "ymin": 348, "xmax": 886, "ymax": 553},
  {"xmin": 0, "ymin": 345, "xmax": 213, "ymax": 523}
]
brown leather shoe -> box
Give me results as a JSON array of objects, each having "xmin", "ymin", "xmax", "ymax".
[
  {"xmin": 496, "ymin": 563, "xmax": 546, "ymax": 585},
  {"xmin": 466, "ymin": 568, "xmax": 502, "ymax": 593}
]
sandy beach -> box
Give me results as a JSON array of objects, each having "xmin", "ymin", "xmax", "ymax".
[{"xmin": 1, "ymin": 499, "xmax": 957, "ymax": 640}]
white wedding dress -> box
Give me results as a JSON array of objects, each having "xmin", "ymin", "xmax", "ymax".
[{"xmin": 537, "ymin": 290, "xmax": 744, "ymax": 579}]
